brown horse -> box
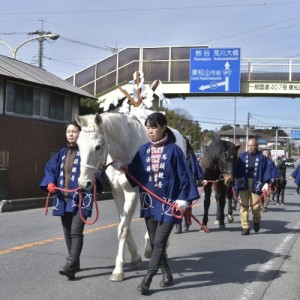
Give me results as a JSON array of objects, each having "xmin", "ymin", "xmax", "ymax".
[{"xmin": 201, "ymin": 139, "xmax": 240, "ymax": 228}]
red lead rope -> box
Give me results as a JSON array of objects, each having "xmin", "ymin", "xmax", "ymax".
[
  {"xmin": 44, "ymin": 179, "xmax": 99, "ymax": 225},
  {"xmin": 122, "ymin": 167, "xmax": 210, "ymax": 233},
  {"xmin": 231, "ymin": 186, "xmax": 268, "ymax": 208}
]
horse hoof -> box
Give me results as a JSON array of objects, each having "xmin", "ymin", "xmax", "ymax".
[
  {"xmin": 144, "ymin": 249, "xmax": 152, "ymax": 259},
  {"xmin": 219, "ymin": 224, "xmax": 226, "ymax": 229},
  {"xmin": 131, "ymin": 256, "xmax": 142, "ymax": 268},
  {"xmin": 214, "ymin": 220, "xmax": 220, "ymax": 225},
  {"xmin": 227, "ymin": 215, "xmax": 234, "ymax": 223},
  {"xmin": 109, "ymin": 273, "xmax": 124, "ymax": 282}
]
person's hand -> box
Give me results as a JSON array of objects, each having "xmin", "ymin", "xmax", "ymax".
[
  {"xmin": 201, "ymin": 180, "xmax": 208, "ymax": 186},
  {"xmin": 47, "ymin": 183, "xmax": 56, "ymax": 193},
  {"xmin": 175, "ymin": 200, "xmax": 188, "ymax": 212},
  {"xmin": 111, "ymin": 160, "xmax": 124, "ymax": 171},
  {"xmin": 262, "ymin": 183, "xmax": 269, "ymax": 191}
]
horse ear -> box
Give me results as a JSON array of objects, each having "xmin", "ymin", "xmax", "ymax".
[
  {"xmin": 235, "ymin": 145, "xmax": 241, "ymax": 152},
  {"xmin": 94, "ymin": 113, "xmax": 103, "ymax": 126},
  {"xmin": 75, "ymin": 114, "xmax": 87, "ymax": 127}
]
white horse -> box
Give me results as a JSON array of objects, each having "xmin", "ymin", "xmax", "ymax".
[{"xmin": 75, "ymin": 112, "xmax": 185, "ymax": 282}]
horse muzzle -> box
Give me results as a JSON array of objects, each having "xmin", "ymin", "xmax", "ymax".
[{"xmin": 78, "ymin": 179, "xmax": 93, "ymax": 190}]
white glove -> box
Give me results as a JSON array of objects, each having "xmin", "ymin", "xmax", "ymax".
[
  {"xmin": 262, "ymin": 183, "xmax": 269, "ymax": 191},
  {"xmin": 111, "ymin": 160, "xmax": 124, "ymax": 171},
  {"xmin": 202, "ymin": 180, "xmax": 208, "ymax": 186},
  {"xmin": 175, "ymin": 200, "xmax": 188, "ymax": 212}
]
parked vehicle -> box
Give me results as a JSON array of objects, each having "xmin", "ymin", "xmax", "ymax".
[{"xmin": 284, "ymin": 158, "xmax": 295, "ymax": 168}]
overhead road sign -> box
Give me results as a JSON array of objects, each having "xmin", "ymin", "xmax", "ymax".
[
  {"xmin": 190, "ymin": 47, "xmax": 241, "ymax": 93},
  {"xmin": 249, "ymin": 82, "xmax": 300, "ymax": 94},
  {"xmin": 291, "ymin": 130, "xmax": 300, "ymax": 140}
]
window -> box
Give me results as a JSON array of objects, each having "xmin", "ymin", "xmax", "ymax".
[
  {"xmin": 0, "ymin": 149, "xmax": 9, "ymax": 169},
  {"xmin": 6, "ymin": 82, "xmax": 38, "ymax": 116},
  {"xmin": 6, "ymin": 81, "xmax": 72, "ymax": 122}
]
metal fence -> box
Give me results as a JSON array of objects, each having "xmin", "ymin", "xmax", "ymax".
[
  {"xmin": 241, "ymin": 58, "xmax": 300, "ymax": 81},
  {"xmin": 67, "ymin": 48, "xmax": 300, "ymax": 97}
]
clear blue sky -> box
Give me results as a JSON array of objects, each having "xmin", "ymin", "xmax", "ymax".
[{"xmin": 1, "ymin": 0, "xmax": 300, "ymax": 132}]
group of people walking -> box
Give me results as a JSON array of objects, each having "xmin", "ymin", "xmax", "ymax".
[{"xmin": 39, "ymin": 112, "xmax": 299, "ymax": 295}]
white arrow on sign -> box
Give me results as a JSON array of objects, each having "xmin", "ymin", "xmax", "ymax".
[{"xmin": 199, "ymin": 61, "xmax": 231, "ymax": 92}]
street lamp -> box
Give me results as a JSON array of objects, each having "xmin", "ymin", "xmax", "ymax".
[{"xmin": 0, "ymin": 33, "xmax": 59, "ymax": 59}]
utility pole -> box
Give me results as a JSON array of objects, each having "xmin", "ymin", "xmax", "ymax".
[
  {"xmin": 27, "ymin": 20, "xmax": 58, "ymax": 68},
  {"xmin": 233, "ymin": 97, "xmax": 236, "ymax": 144},
  {"xmin": 246, "ymin": 112, "xmax": 250, "ymax": 151},
  {"xmin": 275, "ymin": 126, "xmax": 278, "ymax": 164}
]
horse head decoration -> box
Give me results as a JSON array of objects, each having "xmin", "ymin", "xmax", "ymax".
[{"xmin": 201, "ymin": 139, "xmax": 240, "ymax": 228}]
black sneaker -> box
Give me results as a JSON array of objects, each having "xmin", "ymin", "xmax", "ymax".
[
  {"xmin": 241, "ymin": 228, "xmax": 250, "ymax": 235},
  {"xmin": 254, "ymin": 222, "xmax": 260, "ymax": 233}
]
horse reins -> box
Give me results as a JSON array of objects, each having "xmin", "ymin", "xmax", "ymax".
[
  {"xmin": 231, "ymin": 184, "xmax": 268, "ymax": 208},
  {"xmin": 44, "ymin": 178, "xmax": 99, "ymax": 225},
  {"xmin": 121, "ymin": 166, "xmax": 210, "ymax": 233}
]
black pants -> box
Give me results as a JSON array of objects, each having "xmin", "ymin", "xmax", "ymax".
[
  {"xmin": 145, "ymin": 216, "xmax": 174, "ymax": 273},
  {"xmin": 61, "ymin": 212, "xmax": 86, "ymax": 261}
]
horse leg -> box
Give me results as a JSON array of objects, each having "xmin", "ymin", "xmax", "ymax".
[
  {"xmin": 216, "ymin": 187, "xmax": 226, "ymax": 229},
  {"xmin": 214, "ymin": 200, "xmax": 220, "ymax": 225},
  {"xmin": 144, "ymin": 231, "xmax": 152, "ymax": 258},
  {"xmin": 281, "ymin": 187, "xmax": 285, "ymax": 204},
  {"xmin": 109, "ymin": 183, "xmax": 141, "ymax": 282},
  {"xmin": 202, "ymin": 183, "xmax": 212, "ymax": 226},
  {"xmin": 227, "ymin": 188, "xmax": 234, "ymax": 224},
  {"xmin": 276, "ymin": 188, "xmax": 280, "ymax": 204},
  {"xmin": 144, "ymin": 230, "xmax": 169, "ymax": 258}
]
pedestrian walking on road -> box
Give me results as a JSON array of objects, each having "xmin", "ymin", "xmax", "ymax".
[
  {"xmin": 234, "ymin": 138, "xmax": 271, "ymax": 235},
  {"xmin": 112, "ymin": 112, "xmax": 200, "ymax": 295},
  {"xmin": 40, "ymin": 120, "xmax": 103, "ymax": 279},
  {"xmin": 289, "ymin": 163, "xmax": 300, "ymax": 194},
  {"xmin": 261, "ymin": 149, "xmax": 278, "ymax": 211}
]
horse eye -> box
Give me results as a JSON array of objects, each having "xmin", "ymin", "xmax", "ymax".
[{"xmin": 95, "ymin": 145, "xmax": 101, "ymax": 151}]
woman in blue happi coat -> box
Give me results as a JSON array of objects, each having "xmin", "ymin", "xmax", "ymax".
[
  {"xmin": 114, "ymin": 112, "xmax": 199, "ymax": 295},
  {"xmin": 290, "ymin": 163, "xmax": 300, "ymax": 193},
  {"xmin": 40, "ymin": 120, "xmax": 103, "ymax": 279}
]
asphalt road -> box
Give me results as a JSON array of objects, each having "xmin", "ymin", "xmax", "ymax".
[{"xmin": 1, "ymin": 168, "xmax": 300, "ymax": 300}]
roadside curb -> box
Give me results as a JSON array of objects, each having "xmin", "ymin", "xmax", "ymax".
[{"xmin": 0, "ymin": 192, "xmax": 113, "ymax": 213}]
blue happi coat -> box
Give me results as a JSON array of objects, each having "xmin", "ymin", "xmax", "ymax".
[
  {"xmin": 268, "ymin": 158, "xmax": 278, "ymax": 180},
  {"xmin": 127, "ymin": 141, "xmax": 200, "ymax": 224},
  {"xmin": 40, "ymin": 147, "xmax": 103, "ymax": 217},
  {"xmin": 291, "ymin": 164, "xmax": 300, "ymax": 186},
  {"xmin": 188, "ymin": 152, "xmax": 205, "ymax": 181},
  {"xmin": 234, "ymin": 150, "xmax": 271, "ymax": 195}
]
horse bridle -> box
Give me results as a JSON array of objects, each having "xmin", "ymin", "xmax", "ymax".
[
  {"xmin": 218, "ymin": 150, "xmax": 235, "ymax": 185},
  {"xmin": 80, "ymin": 126, "xmax": 109, "ymax": 172}
]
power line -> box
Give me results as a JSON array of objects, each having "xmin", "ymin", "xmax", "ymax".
[
  {"xmin": 59, "ymin": 37, "xmax": 119, "ymax": 53},
  {"xmin": 0, "ymin": 2, "xmax": 299, "ymax": 16}
]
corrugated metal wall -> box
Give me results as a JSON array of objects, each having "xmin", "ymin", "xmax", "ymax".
[{"xmin": 0, "ymin": 116, "xmax": 66, "ymax": 199}]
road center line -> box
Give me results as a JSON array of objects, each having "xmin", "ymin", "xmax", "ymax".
[{"xmin": 0, "ymin": 218, "xmax": 142, "ymax": 255}]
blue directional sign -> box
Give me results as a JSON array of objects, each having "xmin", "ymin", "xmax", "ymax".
[
  {"xmin": 291, "ymin": 130, "xmax": 300, "ymax": 140},
  {"xmin": 190, "ymin": 48, "xmax": 241, "ymax": 93}
]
